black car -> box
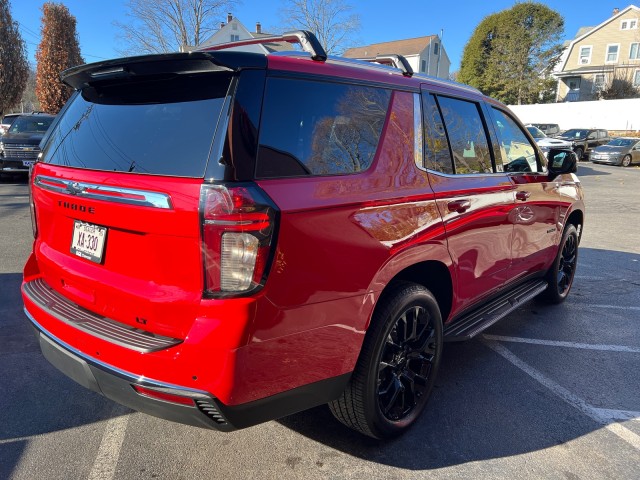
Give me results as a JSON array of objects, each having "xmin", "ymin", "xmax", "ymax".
[
  {"xmin": 0, "ymin": 113, "xmax": 55, "ymax": 175},
  {"xmin": 556, "ymin": 128, "xmax": 610, "ymax": 160}
]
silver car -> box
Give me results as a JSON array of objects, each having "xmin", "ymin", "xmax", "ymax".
[{"xmin": 590, "ymin": 138, "xmax": 640, "ymax": 167}]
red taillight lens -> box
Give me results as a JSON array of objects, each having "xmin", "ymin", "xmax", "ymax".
[
  {"xmin": 201, "ymin": 184, "xmax": 276, "ymax": 297},
  {"xmin": 132, "ymin": 385, "xmax": 195, "ymax": 406}
]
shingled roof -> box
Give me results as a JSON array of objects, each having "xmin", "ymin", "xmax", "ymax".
[{"xmin": 343, "ymin": 36, "xmax": 437, "ymax": 58}]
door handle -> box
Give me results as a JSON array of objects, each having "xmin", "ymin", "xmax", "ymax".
[
  {"xmin": 447, "ymin": 199, "xmax": 471, "ymax": 213},
  {"xmin": 516, "ymin": 191, "xmax": 531, "ymax": 201}
]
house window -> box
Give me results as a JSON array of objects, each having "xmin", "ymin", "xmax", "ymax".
[
  {"xmin": 421, "ymin": 60, "xmax": 426, "ymax": 72},
  {"xmin": 634, "ymin": 70, "xmax": 640, "ymax": 87},
  {"xmin": 630, "ymin": 43, "xmax": 640, "ymax": 60},
  {"xmin": 433, "ymin": 42, "xmax": 439, "ymax": 55},
  {"xmin": 568, "ymin": 78, "xmax": 581, "ymax": 90},
  {"xmin": 593, "ymin": 74, "xmax": 606, "ymax": 92},
  {"xmin": 579, "ymin": 46, "xmax": 592, "ymax": 64},
  {"xmin": 606, "ymin": 44, "xmax": 620, "ymax": 63},
  {"xmin": 621, "ymin": 19, "xmax": 638, "ymax": 30},
  {"xmin": 230, "ymin": 34, "xmax": 240, "ymax": 42}
]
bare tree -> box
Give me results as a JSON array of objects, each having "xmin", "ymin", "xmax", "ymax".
[
  {"xmin": 598, "ymin": 67, "xmax": 640, "ymax": 100},
  {"xmin": 116, "ymin": 0, "xmax": 237, "ymax": 54},
  {"xmin": 0, "ymin": 0, "xmax": 29, "ymax": 116},
  {"xmin": 35, "ymin": 2, "xmax": 84, "ymax": 114},
  {"xmin": 280, "ymin": 0, "xmax": 360, "ymax": 55}
]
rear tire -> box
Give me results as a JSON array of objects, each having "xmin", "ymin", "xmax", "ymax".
[
  {"xmin": 541, "ymin": 224, "xmax": 578, "ymax": 304},
  {"xmin": 574, "ymin": 147, "xmax": 584, "ymax": 161},
  {"xmin": 329, "ymin": 282, "xmax": 443, "ymax": 439}
]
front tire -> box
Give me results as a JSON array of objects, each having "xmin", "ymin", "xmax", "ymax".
[
  {"xmin": 574, "ymin": 147, "xmax": 584, "ymax": 161},
  {"xmin": 541, "ymin": 224, "xmax": 578, "ymax": 304},
  {"xmin": 621, "ymin": 155, "xmax": 632, "ymax": 167},
  {"xmin": 329, "ymin": 282, "xmax": 443, "ymax": 439}
]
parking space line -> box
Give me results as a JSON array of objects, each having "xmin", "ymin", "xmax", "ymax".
[
  {"xmin": 482, "ymin": 334, "xmax": 640, "ymax": 353},
  {"xmin": 592, "ymin": 408, "xmax": 640, "ymax": 422},
  {"xmin": 570, "ymin": 304, "xmax": 640, "ymax": 311},
  {"xmin": 482, "ymin": 339, "xmax": 640, "ymax": 451},
  {"xmin": 88, "ymin": 405, "xmax": 129, "ymax": 480}
]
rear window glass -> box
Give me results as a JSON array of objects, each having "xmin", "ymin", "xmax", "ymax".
[
  {"xmin": 256, "ymin": 78, "xmax": 391, "ymax": 178},
  {"xmin": 41, "ymin": 73, "xmax": 232, "ymax": 177}
]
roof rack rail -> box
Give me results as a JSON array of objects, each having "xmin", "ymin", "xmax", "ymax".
[
  {"xmin": 353, "ymin": 54, "xmax": 414, "ymax": 77},
  {"xmin": 194, "ymin": 30, "xmax": 327, "ymax": 62}
]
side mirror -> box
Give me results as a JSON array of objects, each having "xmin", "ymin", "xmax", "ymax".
[{"xmin": 548, "ymin": 149, "xmax": 577, "ymax": 179}]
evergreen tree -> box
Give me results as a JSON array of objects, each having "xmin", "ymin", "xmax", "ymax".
[
  {"xmin": 459, "ymin": 2, "xmax": 564, "ymax": 105},
  {"xmin": 0, "ymin": 0, "xmax": 29, "ymax": 115},
  {"xmin": 35, "ymin": 2, "xmax": 83, "ymax": 114}
]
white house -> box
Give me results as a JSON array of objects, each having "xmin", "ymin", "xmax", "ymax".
[
  {"xmin": 184, "ymin": 13, "xmax": 293, "ymax": 54},
  {"xmin": 343, "ymin": 36, "xmax": 451, "ymax": 79}
]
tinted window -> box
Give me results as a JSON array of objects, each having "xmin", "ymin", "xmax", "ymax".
[
  {"xmin": 9, "ymin": 116, "xmax": 54, "ymax": 134},
  {"xmin": 41, "ymin": 73, "xmax": 232, "ymax": 177},
  {"xmin": 491, "ymin": 108, "xmax": 539, "ymax": 173},
  {"xmin": 421, "ymin": 93, "xmax": 452, "ymax": 173},
  {"xmin": 257, "ymin": 78, "xmax": 390, "ymax": 178},
  {"xmin": 437, "ymin": 96, "xmax": 492, "ymax": 174}
]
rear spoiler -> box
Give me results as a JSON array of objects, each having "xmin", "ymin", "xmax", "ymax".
[{"xmin": 60, "ymin": 51, "xmax": 267, "ymax": 90}]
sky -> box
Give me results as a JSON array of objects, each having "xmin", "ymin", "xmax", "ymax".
[{"xmin": 10, "ymin": 0, "xmax": 630, "ymax": 72}]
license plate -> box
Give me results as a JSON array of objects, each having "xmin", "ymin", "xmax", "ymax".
[
  {"xmin": 22, "ymin": 160, "xmax": 35, "ymax": 167},
  {"xmin": 70, "ymin": 221, "xmax": 107, "ymax": 263}
]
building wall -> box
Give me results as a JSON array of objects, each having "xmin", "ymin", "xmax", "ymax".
[
  {"xmin": 417, "ymin": 41, "xmax": 450, "ymax": 79},
  {"xmin": 509, "ymin": 98, "xmax": 640, "ymax": 131}
]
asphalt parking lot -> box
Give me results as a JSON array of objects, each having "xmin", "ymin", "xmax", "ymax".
[{"xmin": 1, "ymin": 163, "xmax": 639, "ymax": 479}]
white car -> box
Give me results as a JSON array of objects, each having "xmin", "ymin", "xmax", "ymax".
[{"xmin": 526, "ymin": 125, "xmax": 572, "ymax": 154}]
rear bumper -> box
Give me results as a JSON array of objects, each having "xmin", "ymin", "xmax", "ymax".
[
  {"xmin": 26, "ymin": 309, "xmax": 234, "ymax": 430},
  {"xmin": 23, "ymin": 280, "xmax": 352, "ymax": 430}
]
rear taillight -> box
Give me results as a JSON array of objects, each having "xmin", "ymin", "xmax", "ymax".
[{"xmin": 200, "ymin": 184, "xmax": 277, "ymax": 297}]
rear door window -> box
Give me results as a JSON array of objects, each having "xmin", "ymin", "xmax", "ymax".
[
  {"xmin": 41, "ymin": 72, "xmax": 233, "ymax": 177},
  {"xmin": 436, "ymin": 96, "xmax": 493, "ymax": 174},
  {"xmin": 256, "ymin": 77, "xmax": 391, "ymax": 178}
]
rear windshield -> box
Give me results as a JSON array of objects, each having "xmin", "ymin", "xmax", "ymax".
[{"xmin": 41, "ymin": 73, "xmax": 232, "ymax": 177}]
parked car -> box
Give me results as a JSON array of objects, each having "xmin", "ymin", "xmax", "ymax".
[
  {"xmin": 0, "ymin": 113, "xmax": 20, "ymax": 136},
  {"xmin": 0, "ymin": 113, "xmax": 55, "ymax": 175},
  {"xmin": 590, "ymin": 137, "xmax": 640, "ymax": 167},
  {"xmin": 556, "ymin": 128, "xmax": 610, "ymax": 160},
  {"xmin": 526, "ymin": 125, "xmax": 573, "ymax": 154},
  {"xmin": 22, "ymin": 31, "xmax": 584, "ymax": 440},
  {"xmin": 530, "ymin": 123, "xmax": 561, "ymax": 137}
]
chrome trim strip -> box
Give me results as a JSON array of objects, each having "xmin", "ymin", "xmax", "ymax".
[
  {"xmin": 23, "ymin": 278, "xmax": 182, "ymax": 353},
  {"xmin": 24, "ymin": 308, "xmax": 211, "ymax": 399},
  {"xmin": 34, "ymin": 175, "xmax": 173, "ymax": 209}
]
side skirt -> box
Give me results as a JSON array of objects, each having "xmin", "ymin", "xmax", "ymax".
[{"xmin": 444, "ymin": 279, "xmax": 548, "ymax": 342}]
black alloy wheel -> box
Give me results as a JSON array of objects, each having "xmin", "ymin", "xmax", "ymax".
[
  {"xmin": 621, "ymin": 155, "xmax": 632, "ymax": 167},
  {"xmin": 329, "ymin": 282, "xmax": 443, "ymax": 439},
  {"xmin": 542, "ymin": 224, "xmax": 578, "ymax": 304},
  {"xmin": 377, "ymin": 304, "xmax": 436, "ymax": 421}
]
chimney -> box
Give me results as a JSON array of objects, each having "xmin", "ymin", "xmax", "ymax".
[
  {"xmin": 227, "ymin": 13, "xmax": 233, "ymax": 23},
  {"xmin": 256, "ymin": 22, "xmax": 262, "ymax": 34},
  {"xmin": 220, "ymin": 22, "xmax": 225, "ymax": 29},
  {"xmin": 613, "ymin": 7, "xmax": 619, "ymax": 15}
]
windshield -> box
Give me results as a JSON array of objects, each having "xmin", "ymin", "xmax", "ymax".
[
  {"xmin": 9, "ymin": 116, "xmax": 54, "ymax": 134},
  {"xmin": 41, "ymin": 72, "xmax": 232, "ymax": 177},
  {"xmin": 607, "ymin": 138, "xmax": 635, "ymax": 147},
  {"xmin": 561, "ymin": 129, "xmax": 588, "ymax": 138},
  {"xmin": 526, "ymin": 126, "xmax": 546, "ymax": 139}
]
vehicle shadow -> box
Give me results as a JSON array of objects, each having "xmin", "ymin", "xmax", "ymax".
[
  {"xmin": 277, "ymin": 247, "xmax": 640, "ymax": 469},
  {"xmin": 576, "ymin": 164, "xmax": 612, "ymax": 176}
]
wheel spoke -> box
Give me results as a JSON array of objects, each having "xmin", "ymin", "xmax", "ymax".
[{"xmin": 379, "ymin": 376, "xmax": 402, "ymax": 415}]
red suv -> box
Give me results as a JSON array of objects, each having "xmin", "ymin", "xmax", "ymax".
[{"xmin": 22, "ymin": 32, "xmax": 584, "ymax": 439}]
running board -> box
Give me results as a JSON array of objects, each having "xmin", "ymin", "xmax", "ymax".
[{"xmin": 444, "ymin": 279, "xmax": 548, "ymax": 342}]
